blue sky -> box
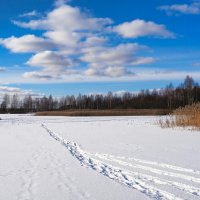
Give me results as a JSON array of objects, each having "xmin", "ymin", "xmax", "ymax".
[{"xmin": 0, "ymin": 0, "xmax": 200, "ymax": 97}]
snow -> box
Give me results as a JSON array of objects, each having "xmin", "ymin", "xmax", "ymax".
[{"xmin": 0, "ymin": 115, "xmax": 200, "ymax": 200}]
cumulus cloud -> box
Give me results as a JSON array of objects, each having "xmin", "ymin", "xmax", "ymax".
[
  {"xmin": 158, "ymin": 1, "xmax": 200, "ymax": 15},
  {"xmin": 81, "ymin": 43, "xmax": 154, "ymax": 66},
  {"xmin": 113, "ymin": 19, "xmax": 175, "ymax": 39},
  {"xmin": 13, "ymin": 5, "xmax": 112, "ymax": 50},
  {"xmin": 0, "ymin": 2, "xmax": 175, "ymax": 81},
  {"xmin": 13, "ymin": 5, "xmax": 112, "ymax": 32},
  {"xmin": 25, "ymin": 51, "xmax": 76, "ymax": 79},
  {"xmin": 44, "ymin": 31, "xmax": 79, "ymax": 47},
  {"xmin": 0, "ymin": 35, "xmax": 55, "ymax": 53},
  {"xmin": 81, "ymin": 43, "xmax": 154, "ymax": 78},
  {"xmin": 26, "ymin": 51, "xmax": 74, "ymax": 71},
  {"xmin": 84, "ymin": 36, "xmax": 107, "ymax": 46}
]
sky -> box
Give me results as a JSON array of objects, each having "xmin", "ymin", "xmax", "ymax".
[{"xmin": 0, "ymin": 0, "xmax": 200, "ymax": 97}]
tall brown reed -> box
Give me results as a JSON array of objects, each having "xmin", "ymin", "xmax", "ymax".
[{"xmin": 159, "ymin": 103, "xmax": 200, "ymax": 129}]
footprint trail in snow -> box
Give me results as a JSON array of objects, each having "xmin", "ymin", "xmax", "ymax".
[{"xmin": 41, "ymin": 124, "xmax": 200, "ymax": 200}]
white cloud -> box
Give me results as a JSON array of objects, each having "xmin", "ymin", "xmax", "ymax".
[
  {"xmin": 81, "ymin": 43, "xmax": 154, "ymax": 66},
  {"xmin": 13, "ymin": 5, "xmax": 112, "ymax": 31},
  {"xmin": 0, "ymin": 3, "xmax": 175, "ymax": 81},
  {"xmin": 0, "ymin": 35, "xmax": 55, "ymax": 53},
  {"xmin": 81, "ymin": 43, "xmax": 154, "ymax": 78},
  {"xmin": 84, "ymin": 66, "xmax": 134, "ymax": 77},
  {"xmin": 25, "ymin": 51, "xmax": 77, "ymax": 79},
  {"xmin": 19, "ymin": 10, "xmax": 40, "ymax": 18},
  {"xmin": 104, "ymin": 66, "xmax": 132, "ymax": 77},
  {"xmin": 0, "ymin": 67, "xmax": 6, "ymax": 72},
  {"xmin": 54, "ymin": 0, "xmax": 71, "ymax": 7},
  {"xmin": 0, "ymin": 86, "xmax": 21, "ymax": 93},
  {"xmin": 113, "ymin": 19, "xmax": 175, "ymax": 39},
  {"xmin": 81, "ymin": 43, "xmax": 155, "ymax": 77},
  {"xmin": 44, "ymin": 31, "xmax": 80, "ymax": 47},
  {"xmin": 84, "ymin": 36, "xmax": 107, "ymax": 46},
  {"xmin": 158, "ymin": 2, "xmax": 200, "ymax": 15},
  {"xmin": 23, "ymin": 71, "xmax": 60, "ymax": 80},
  {"xmin": 193, "ymin": 62, "xmax": 200, "ymax": 67},
  {"xmin": 0, "ymin": 86, "xmax": 42, "ymax": 101},
  {"xmin": 23, "ymin": 69, "xmax": 79, "ymax": 81},
  {"xmin": 13, "ymin": 5, "xmax": 112, "ymax": 50},
  {"xmin": 132, "ymin": 70, "xmax": 200, "ymax": 81},
  {"xmin": 26, "ymin": 51, "xmax": 73, "ymax": 70},
  {"xmin": 82, "ymin": 70, "xmax": 200, "ymax": 82}
]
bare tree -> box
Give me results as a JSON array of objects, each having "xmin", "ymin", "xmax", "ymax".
[
  {"xmin": 11, "ymin": 94, "xmax": 20, "ymax": 109},
  {"xmin": 1, "ymin": 94, "xmax": 10, "ymax": 112}
]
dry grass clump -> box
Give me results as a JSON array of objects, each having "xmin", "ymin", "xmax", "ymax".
[
  {"xmin": 159, "ymin": 103, "xmax": 200, "ymax": 129},
  {"xmin": 158, "ymin": 115, "xmax": 175, "ymax": 128},
  {"xmin": 174, "ymin": 103, "xmax": 200, "ymax": 128}
]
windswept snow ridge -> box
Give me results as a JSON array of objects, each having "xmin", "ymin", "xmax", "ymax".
[{"xmin": 41, "ymin": 124, "xmax": 200, "ymax": 200}]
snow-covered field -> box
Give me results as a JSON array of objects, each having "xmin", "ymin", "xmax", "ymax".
[{"xmin": 0, "ymin": 115, "xmax": 200, "ymax": 200}]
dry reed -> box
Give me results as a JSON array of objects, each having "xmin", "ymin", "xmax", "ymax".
[
  {"xmin": 36, "ymin": 109, "xmax": 170, "ymax": 117},
  {"xmin": 159, "ymin": 103, "xmax": 200, "ymax": 129}
]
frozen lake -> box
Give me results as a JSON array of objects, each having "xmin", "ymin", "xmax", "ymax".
[{"xmin": 0, "ymin": 114, "xmax": 200, "ymax": 200}]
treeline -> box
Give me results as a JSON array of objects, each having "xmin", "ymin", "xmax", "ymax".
[{"xmin": 0, "ymin": 76, "xmax": 200, "ymax": 113}]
